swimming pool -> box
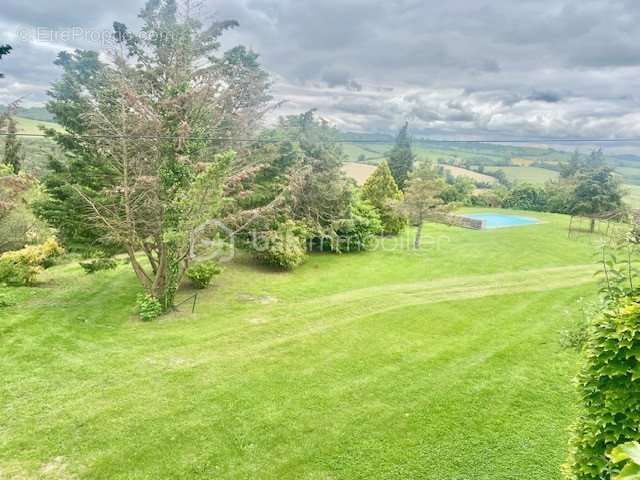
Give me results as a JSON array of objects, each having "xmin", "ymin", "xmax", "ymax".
[{"xmin": 463, "ymin": 213, "xmax": 539, "ymax": 229}]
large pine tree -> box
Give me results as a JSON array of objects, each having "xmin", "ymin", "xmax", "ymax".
[{"xmin": 387, "ymin": 122, "xmax": 415, "ymax": 190}]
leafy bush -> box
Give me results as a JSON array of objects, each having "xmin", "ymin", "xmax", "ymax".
[
  {"xmin": 0, "ymin": 259, "xmax": 39, "ymax": 286},
  {"xmin": 136, "ymin": 294, "xmax": 163, "ymax": 322},
  {"xmin": 332, "ymin": 198, "xmax": 383, "ymax": 252},
  {"xmin": 608, "ymin": 441, "xmax": 640, "ymax": 479},
  {"xmin": 255, "ymin": 221, "xmax": 308, "ymax": 269},
  {"xmin": 185, "ymin": 261, "xmax": 223, "ymax": 289},
  {"xmin": 564, "ymin": 300, "xmax": 640, "ymax": 479},
  {"xmin": 79, "ymin": 258, "xmax": 118, "ymax": 274},
  {"xmin": 0, "ymin": 238, "xmax": 64, "ymax": 286},
  {"xmin": 0, "ymin": 238, "xmax": 64, "ymax": 268},
  {"xmin": 502, "ymin": 183, "xmax": 547, "ymax": 211}
]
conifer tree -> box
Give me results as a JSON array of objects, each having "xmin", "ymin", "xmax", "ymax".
[
  {"xmin": 361, "ymin": 160, "xmax": 405, "ymax": 234},
  {"xmin": 387, "ymin": 122, "xmax": 414, "ymax": 190},
  {"xmin": 3, "ymin": 116, "xmax": 24, "ymax": 174}
]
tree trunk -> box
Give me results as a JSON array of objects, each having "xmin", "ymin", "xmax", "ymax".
[
  {"xmin": 590, "ymin": 218, "xmax": 595, "ymax": 233},
  {"xmin": 414, "ymin": 221, "xmax": 423, "ymax": 249}
]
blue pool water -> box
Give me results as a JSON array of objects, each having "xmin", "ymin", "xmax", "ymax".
[{"xmin": 464, "ymin": 213, "xmax": 539, "ymax": 229}]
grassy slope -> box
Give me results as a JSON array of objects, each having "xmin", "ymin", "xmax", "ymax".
[
  {"xmin": 440, "ymin": 164, "xmax": 497, "ymax": 184},
  {"xmin": 1, "ymin": 210, "xmax": 600, "ymax": 479},
  {"xmin": 7, "ymin": 117, "xmax": 62, "ymax": 177},
  {"xmin": 485, "ymin": 166, "xmax": 559, "ymax": 185},
  {"xmin": 13, "ymin": 116, "xmax": 62, "ymax": 135}
]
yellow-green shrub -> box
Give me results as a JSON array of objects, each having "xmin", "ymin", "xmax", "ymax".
[
  {"xmin": 0, "ymin": 238, "xmax": 64, "ymax": 268},
  {"xmin": 0, "ymin": 239, "xmax": 64, "ymax": 286}
]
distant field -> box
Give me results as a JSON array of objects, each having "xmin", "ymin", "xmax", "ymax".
[
  {"xmin": 341, "ymin": 141, "xmax": 576, "ymax": 169},
  {"xmin": 485, "ymin": 166, "xmax": 558, "ymax": 185},
  {"xmin": 624, "ymin": 184, "xmax": 640, "ymax": 208},
  {"xmin": 616, "ymin": 166, "xmax": 640, "ymax": 186},
  {"xmin": 14, "ymin": 116, "xmax": 62, "ymax": 135},
  {"xmin": 343, "ymin": 161, "xmax": 376, "ymax": 185},
  {"xmin": 440, "ymin": 164, "xmax": 497, "ymax": 184},
  {"xmin": 341, "ymin": 143, "xmax": 388, "ymax": 164},
  {"xmin": 7, "ymin": 117, "xmax": 62, "ymax": 177}
]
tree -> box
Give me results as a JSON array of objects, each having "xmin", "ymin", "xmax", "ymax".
[
  {"xmin": 284, "ymin": 112, "xmax": 354, "ymax": 250},
  {"xmin": 503, "ymin": 183, "xmax": 547, "ymax": 211},
  {"xmin": 3, "ymin": 116, "xmax": 24, "ymax": 174},
  {"xmin": 397, "ymin": 162, "xmax": 449, "ymax": 249},
  {"xmin": 441, "ymin": 176, "xmax": 475, "ymax": 205},
  {"xmin": 34, "ymin": 49, "xmax": 115, "ymax": 252},
  {"xmin": 387, "ymin": 122, "xmax": 414, "ymax": 189},
  {"xmin": 571, "ymin": 165, "xmax": 623, "ymax": 232},
  {"xmin": 37, "ymin": 0, "xmax": 273, "ymax": 311},
  {"xmin": 0, "ymin": 44, "xmax": 11, "ymax": 78},
  {"xmin": 361, "ymin": 160, "xmax": 405, "ymax": 234}
]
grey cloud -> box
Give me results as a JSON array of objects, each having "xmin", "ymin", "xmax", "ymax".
[
  {"xmin": 527, "ymin": 91, "xmax": 563, "ymax": 103},
  {"xmin": 3, "ymin": 0, "xmax": 640, "ymax": 139},
  {"xmin": 321, "ymin": 68, "xmax": 362, "ymax": 91}
]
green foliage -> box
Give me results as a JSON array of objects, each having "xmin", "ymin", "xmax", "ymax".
[
  {"xmin": 0, "ymin": 238, "xmax": 63, "ymax": 286},
  {"xmin": 332, "ymin": 197, "xmax": 383, "ymax": 252},
  {"xmin": 79, "ymin": 258, "xmax": 117, "ymax": 274},
  {"xmin": 34, "ymin": 49, "xmax": 118, "ymax": 252},
  {"xmin": 283, "ymin": 111, "xmax": 354, "ymax": 243},
  {"xmin": 0, "ymin": 238, "xmax": 63, "ymax": 267},
  {"xmin": 564, "ymin": 294, "xmax": 640, "ymax": 479},
  {"xmin": 254, "ymin": 221, "xmax": 308, "ymax": 270},
  {"xmin": 441, "ymin": 176, "xmax": 475, "ymax": 205},
  {"xmin": 387, "ymin": 122, "xmax": 414, "ymax": 190},
  {"xmin": 3, "ymin": 117, "xmax": 24, "ymax": 174},
  {"xmin": 608, "ymin": 442, "xmax": 640, "ymax": 479},
  {"xmin": 571, "ymin": 166, "xmax": 624, "ymax": 218},
  {"xmin": 185, "ymin": 261, "xmax": 223, "ymax": 289},
  {"xmin": 0, "ymin": 259, "xmax": 39, "ymax": 286},
  {"xmin": 136, "ymin": 294, "xmax": 163, "ymax": 322},
  {"xmin": 361, "ymin": 160, "xmax": 405, "ymax": 235},
  {"xmin": 0, "ymin": 175, "xmax": 51, "ymax": 253},
  {"xmin": 399, "ymin": 162, "xmax": 450, "ymax": 248},
  {"xmin": 503, "ymin": 183, "xmax": 547, "ymax": 211}
]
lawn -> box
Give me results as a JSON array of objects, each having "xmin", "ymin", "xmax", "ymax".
[{"xmin": 0, "ymin": 209, "xmax": 602, "ymax": 479}]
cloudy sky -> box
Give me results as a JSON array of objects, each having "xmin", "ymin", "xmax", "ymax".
[{"xmin": 1, "ymin": 0, "xmax": 640, "ymax": 140}]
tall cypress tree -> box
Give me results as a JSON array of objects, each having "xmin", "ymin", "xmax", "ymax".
[
  {"xmin": 387, "ymin": 122, "xmax": 414, "ymax": 190},
  {"xmin": 3, "ymin": 116, "xmax": 24, "ymax": 174}
]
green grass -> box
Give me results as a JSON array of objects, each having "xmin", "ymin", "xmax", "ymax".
[
  {"xmin": 485, "ymin": 166, "xmax": 559, "ymax": 185},
  {"xmin": 13, "ymin": 116, "xmax": 62, "ymax": 135},
  {"xmin": 0, "ymin": 209, "xmax": 602, "ymax": 479},
  {"xmin": 341, "ymin": 141, "xmax": 575, "ymax": 167}
]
